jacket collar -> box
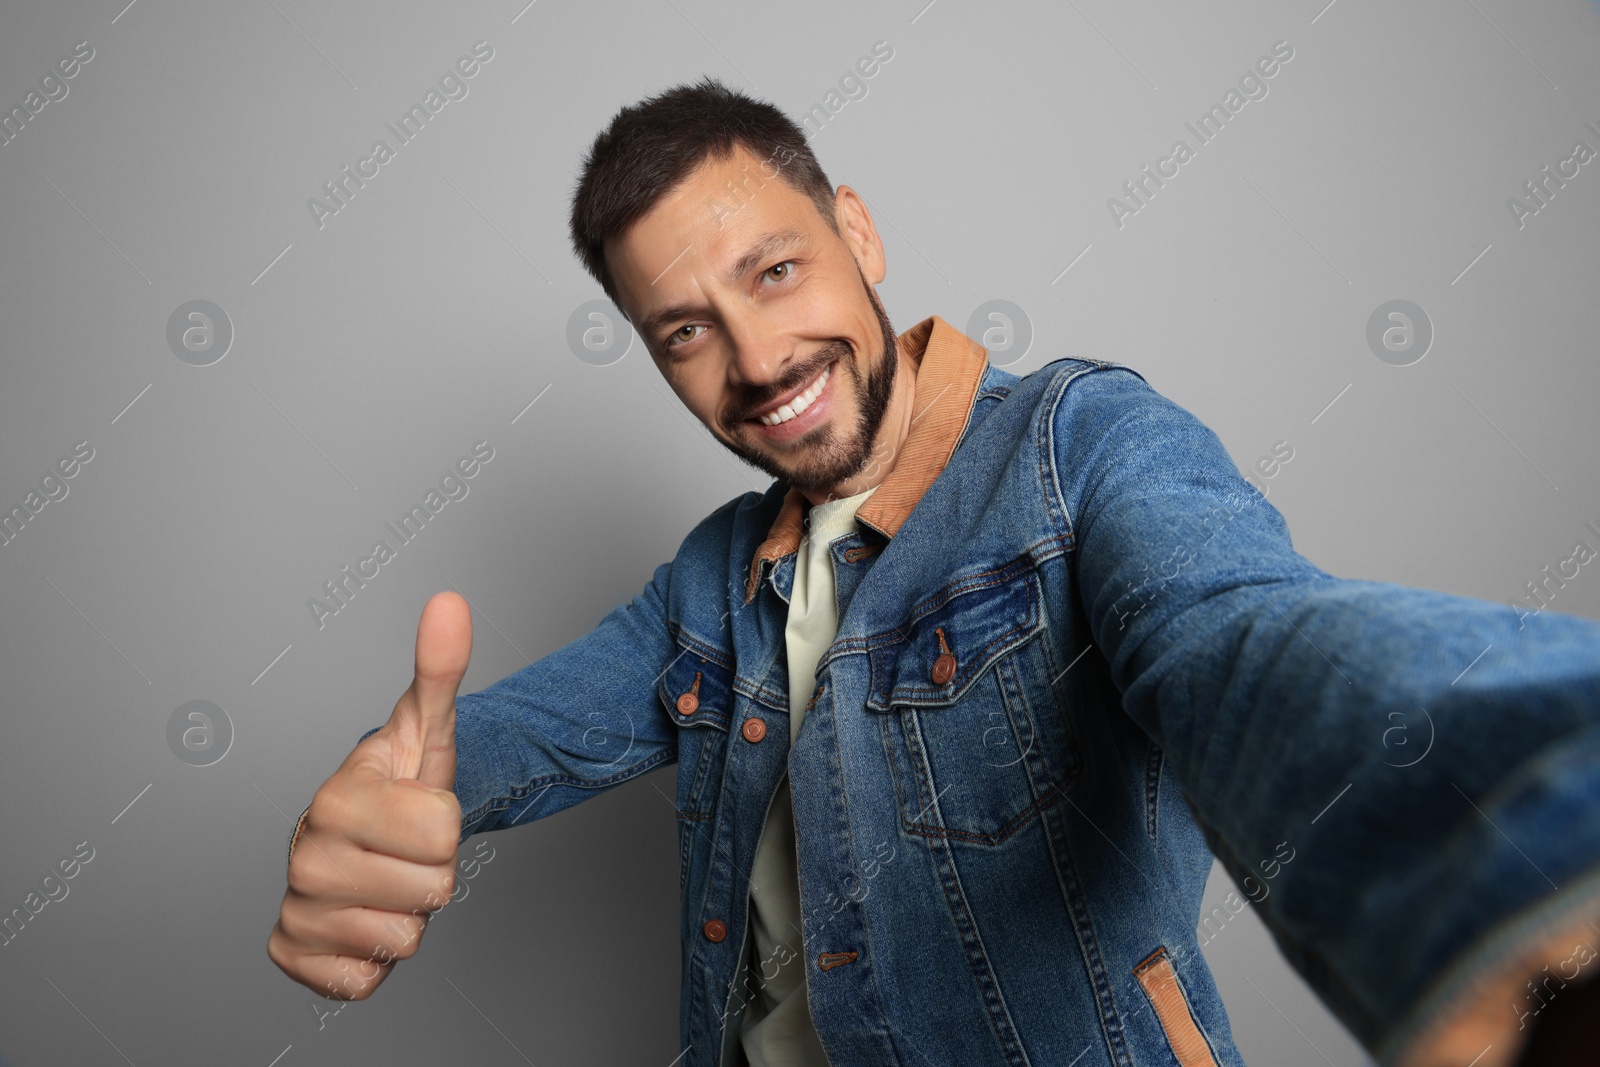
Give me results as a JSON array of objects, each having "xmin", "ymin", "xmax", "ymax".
[{"xmin": 744, "ymin": 314, "xmax": 990, "ymax": 603}]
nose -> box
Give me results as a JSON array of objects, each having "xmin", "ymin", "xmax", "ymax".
[{"xmin": 723, "ymin": 309, "xmax": 795, "ymax": 408}]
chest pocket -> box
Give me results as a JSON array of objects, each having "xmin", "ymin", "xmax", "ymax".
[
  {"xmin": 865, "ymin": 563, "xmax": 1077, "ymax": 847},
  {"xmin": 657, "ymin": 636, "xmax": 736, "ymax": 891}
]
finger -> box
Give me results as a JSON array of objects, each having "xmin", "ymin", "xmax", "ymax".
[
  {"xmin": 289, "ymin": 839, "xmax": 458, "ymax": 914},
  {"xmin": 305, "ymin": 776, "xmax": 461, "ymax": 867},
  {"xmin": 277, "ymin": 900, "xmax": 441, "ymax": 967},
  {"xmin": 393, "ymin": 591, "xmax": 472, "ymax": 789},
  {"xmin": 268, "ymin": 933, "xmax": 398, "ymax": 1003}
]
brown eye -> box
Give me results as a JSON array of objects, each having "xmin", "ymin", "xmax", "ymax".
[
  {"xmin": 765, "ymin": 262, "xmax": 791, "ymax": 281},
  {"xmin": 666, "ymin": 324, "xmax": 705, "ymax": 349}
]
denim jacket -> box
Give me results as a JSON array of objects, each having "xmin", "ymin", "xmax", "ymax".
[{"xmin": 440, "ymin": 316, "xmax": 1600, "ymax": 1066}]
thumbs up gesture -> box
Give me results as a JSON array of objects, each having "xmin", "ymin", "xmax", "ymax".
[{"xmin": 268, "ymin": 591, "xmax": 472, "ymax": 1000}]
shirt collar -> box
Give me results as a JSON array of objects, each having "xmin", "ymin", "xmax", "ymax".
[{"xmin": 743, "ymin": 314, "xmax": 989, "ymax": 604}]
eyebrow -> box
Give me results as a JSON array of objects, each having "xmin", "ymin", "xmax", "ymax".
[{"xmin": 637, "ymin": 227, "xmax": 809, "ymax": 345}]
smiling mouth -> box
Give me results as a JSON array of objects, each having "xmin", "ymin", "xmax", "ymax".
[{"xmin": 750, "ymin": 362, "xmax": 832, "ymax": 427}]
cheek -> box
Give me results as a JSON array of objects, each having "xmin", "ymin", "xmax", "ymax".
[{"xmin": 678, "ymin": 377, "xmax": 731, "ymax": 431}]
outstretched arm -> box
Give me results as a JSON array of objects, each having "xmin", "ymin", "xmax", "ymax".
[{"xmin": 1050, "ymin": 364, "xmax": 1600, "ymax": 1067}]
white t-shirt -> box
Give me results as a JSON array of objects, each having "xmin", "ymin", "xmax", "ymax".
[{"xmin": 739, "ymin": 484, "xmax": 878, "ymax": 1066}]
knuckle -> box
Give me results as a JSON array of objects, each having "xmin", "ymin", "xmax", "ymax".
[
  {"xmin": 435, "ymin": 788, "xmax": 462, "ymax": 820},
  {"xmin": 421, "ymin": 812, "xmax": 460, "ymax": 864},
  {"xmin": 388, "ymin": 933, "xmax": 423, "ymax": 961},
  {"xmin": 320, "ymin": 946, "xmax": 389, "ymax": 999},
  {"xmin": 348, "ymin": 967, "xmax": 388, "ymax": 998},
  {"xmin": 266, "ymin": 924, "xmax": 295, "ymax": 973},
  {"xmin": 275, "ymin": 898, "xmax": 316, "ymax": 946},
  {"xmin": 326, "ymin": 971, "xmax": 374, "ymax": 1001},
  {"xmin": 285, "ymin": 855, "xmax": 319, "ymax": 897},
  {"xmin": 382, "ymin": 914, "xmax": 428, "ymax": 960},
  {"xmin": 312, "ymin": 778, "xmax": 357, "ymax": 831}
]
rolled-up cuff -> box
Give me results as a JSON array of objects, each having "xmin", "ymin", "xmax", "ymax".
[{"xmin": 1386, "ymin": 866, "xmax": 1600, "ymax": 1067}]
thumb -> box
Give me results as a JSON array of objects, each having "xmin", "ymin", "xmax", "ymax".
[{"xmin": 391, "ymin": 590, "xmax": 471, "ymax": 789}]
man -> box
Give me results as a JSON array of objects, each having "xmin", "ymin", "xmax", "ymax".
[{"xmin": 268, "ymin": 78, "xmax": 1600, "ymax": 1066}]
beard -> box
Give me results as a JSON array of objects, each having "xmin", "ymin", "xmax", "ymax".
[{"xmin": 716, "ymin": 264, "xmax": 899, "ymax": 496}]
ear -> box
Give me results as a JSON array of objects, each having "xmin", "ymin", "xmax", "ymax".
[{"xmin": 832, "ymin": 185, "xmax": 887, "ymax": 286}]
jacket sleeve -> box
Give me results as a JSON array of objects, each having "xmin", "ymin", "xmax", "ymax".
[
  {"xmin": 449, "ymin": 558, "xmax": 680, "ymax": 838},
  {"xmin": 293, "ymin": 562, "xmax": 681, "ymax": 863},
  {"xmin": 1050, "ymin": 363, "xmax": 1600, "ymax": 1062}
]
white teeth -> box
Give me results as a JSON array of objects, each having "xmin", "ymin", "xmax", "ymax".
[{"xmin": 760, "ymin": 365, "xmax": 830, "ymax": 426}]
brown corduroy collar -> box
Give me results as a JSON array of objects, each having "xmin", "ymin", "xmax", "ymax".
[{"xmin": 743, "ymin": 314, "xmax": 990, "ymax": 604}]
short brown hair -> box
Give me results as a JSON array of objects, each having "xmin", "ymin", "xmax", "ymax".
[{"xmin": 568, "ymin": 76, "xmax": 839, "ymax": 313}]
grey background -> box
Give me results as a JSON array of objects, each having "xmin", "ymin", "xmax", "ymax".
[{"xmin": 1, "ymin": 0, "xmax": 1597, "ymax": 1063}]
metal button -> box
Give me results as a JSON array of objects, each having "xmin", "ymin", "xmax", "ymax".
[
  {"xmin": 741, "ymin": 717, "xmax": 767, "ymax": 743},
  {"xmin": 677, "ymin": 670, "xmax": 702, "ymax": 715},
  {"xmin": 703, "ymin": 918, "xmax": 727, "ymax": 942},
  {"xmin": 931, "ymin": 627, "xmax": 957, "ymax": 686}
]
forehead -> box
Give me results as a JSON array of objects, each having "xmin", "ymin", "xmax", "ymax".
[{"xmin": 605, "ymin": 144, "xmax": 820, "ymax": 309}]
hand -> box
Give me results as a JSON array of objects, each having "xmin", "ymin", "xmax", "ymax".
[
  {"xmin": 267, "ymin": 591, "xmax": 472, "ymax": 1001},
  {"xmin": 1395, "ymin": 906, "xmax": 1600, "ymax": 1067}
]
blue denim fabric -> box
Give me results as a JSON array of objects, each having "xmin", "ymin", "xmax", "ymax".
[{"xmin": 440, "ymin": 358, "xmax": 1600, "ymax": 1066}]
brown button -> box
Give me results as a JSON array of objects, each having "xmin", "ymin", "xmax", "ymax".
[
  {"xmin": 931, "ymin": 652, "xmax": 957, "ymax": 686},
  {"xmin": 741, "ymin": 717, "xmax": 767, "ymax": 743},
  {"xmin": 702, "ymin": 918, "xmax": 727, "ymax": 942},
  {"xmin": 676, "ymin": 669, "xmax": 702, "ymax": 715}
]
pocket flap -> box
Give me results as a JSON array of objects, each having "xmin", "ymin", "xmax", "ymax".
[
  {"xmin": 865, "ymin": 565, "xmax": 1045, "ymax": 712},
  {"xmin": 657, "ymin": 638, "xmax": 735, "ymax": 730}
]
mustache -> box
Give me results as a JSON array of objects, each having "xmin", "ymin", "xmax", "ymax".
[{"xmin": 731, "ymin": 341, "xmax": 851, "ymax": 422}]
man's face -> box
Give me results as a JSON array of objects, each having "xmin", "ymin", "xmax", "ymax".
[{"xmin": 605, "ymin": 145, "xmax": 903, "ymax": 498}]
